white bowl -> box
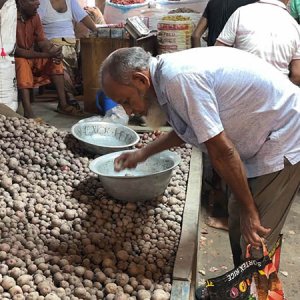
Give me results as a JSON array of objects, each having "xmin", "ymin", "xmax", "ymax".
[
  {"xmin": 89, "ymin": 150, "xmax": 181, "ymax": 202},
  {"xmin": 71, "ymin": 121, "xmax": 140, "ymax": 155}
]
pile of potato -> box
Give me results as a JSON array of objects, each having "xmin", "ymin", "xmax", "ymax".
[{"xmin": 0, "ymin": 115, "xmax": 192, "ymax": 300}]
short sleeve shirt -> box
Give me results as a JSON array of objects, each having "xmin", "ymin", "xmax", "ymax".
[
  {"xmin": 202, "ymin": 0, "xmax": 256, "ymax": 46},
  {"xmin": 217, "ymin": 0, "xmax": 300, "ymax": 76},
  {"xmin": 16, "ymin": 14, "xmax": 45, "ymax": 50},
  {"xmin": 149, "ymin": 47, "xmax": 300, "ymax": 178}
]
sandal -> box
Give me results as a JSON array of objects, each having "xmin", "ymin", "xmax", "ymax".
[
  {"xmin": 67, "ymin": 99, "xmax": 81, "ymax": 110},
  {"xmin": 56, "ymin": 104, "xmax": 84, "ymax": 117}
]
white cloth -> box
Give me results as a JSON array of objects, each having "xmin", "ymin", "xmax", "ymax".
[
  {"xmin": 217, "ymin": 0, "xmax": 300, "ymax": 76},
  {"xmin": 0, "ymin": 0, "xmax": 17, "ymax": 112},
  {"xmin": 149, "ymin": 47, "xmax": 300, "ymax": 178},
  {"xmin": 0, "ymin": 0, "xmax": 16, "ymax": 55},
  {"xmin": 38, "ymin": 0, "xmax": 87, "ymax": 40}
]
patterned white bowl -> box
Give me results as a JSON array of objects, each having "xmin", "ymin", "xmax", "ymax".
[
  {"xmin": 89, "ymin": 150, "xmax": 181, "ymax": 202},
  {"xmin": 71, "ymin": 121, "xmax": 140, "ymax": 155}
]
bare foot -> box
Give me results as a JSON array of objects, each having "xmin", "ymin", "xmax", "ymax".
[
  {"xmin": 24, "ymin": 111, "xmax": 36, "ymax": 119},
  {"xmin": 206, "ymin": 216, "xmax": 229, "ymax": 231}
]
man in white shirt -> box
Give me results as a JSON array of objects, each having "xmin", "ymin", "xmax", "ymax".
[
  {"xmin": 215, "ymin": 0, "xmax": 300, "ymax": 85},
  {"xmin": 0, "ymin": 0, "xmax": 18, "ymax": 111},
  {"xmin": 99, "ymin": 47, "xmax": 300, "ymax": 271}
]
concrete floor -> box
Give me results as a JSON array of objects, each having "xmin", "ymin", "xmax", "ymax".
[
  {"xmin": 21, "ymin": 97, "xmax": 300, "ymax": 300},
  {"xmin": 17, "ymin": 93, "xmax": 90, "ymax": 131}
]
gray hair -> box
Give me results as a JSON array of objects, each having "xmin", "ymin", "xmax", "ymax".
[{"xmin": 99, "ymin": 47, "xmax": 151, "ymax": 86}]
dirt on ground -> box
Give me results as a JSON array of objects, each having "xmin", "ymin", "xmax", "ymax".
[{"xmin": 197, "ymin": 193, "xmax": 300, "ymax": 300}]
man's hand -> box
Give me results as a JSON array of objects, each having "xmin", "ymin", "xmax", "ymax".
[
  {"xmin": 240, "ymin": 206, "xmax": 271, "ymax": 249},
  {"xmin": 204, "ymin": 131, "xmax": 272, "ymax": 249},
  {"xmin": 47, "ymin": 44, "xmax": 62, "ymax": 58},
  {"xmin": 114, "ymin": 149, "xmax": 147, "ymax": 171},
  {"xmin": 84, "ymin": 6, "xmax": 104, "ymax": 23}
]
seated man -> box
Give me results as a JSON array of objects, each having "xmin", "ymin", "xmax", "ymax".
[
  {"xmin": 38, "ymin": 0, "xmax": 100, "ymax": 107},
  {"xmin": 15, "ymin": 0, "xmax": 83, "ymax": 118}
]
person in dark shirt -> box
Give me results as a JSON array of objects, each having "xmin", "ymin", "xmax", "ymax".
[{"xmin": 192, "ymin": 0, "xmax": 257, "ymax": 47}]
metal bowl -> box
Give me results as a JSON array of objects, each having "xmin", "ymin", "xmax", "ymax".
[
  {"xmin": 89, "ymin": 150, "xmax": 181, "ymax": 202},
  {"xmin": 71, "ymin": 121, "xmax": 140, "ymax": 155}
]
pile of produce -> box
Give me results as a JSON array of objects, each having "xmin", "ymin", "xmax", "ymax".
[
  {"xmin": 161, "ymin": 15, "xmax": 191, "ymax": 21},
  {"xmin": 110, "ymin": 0, "xmax": 145, "ymax": 5},
  {"xmin": 0, "ymin": 115, "xmax": 192, "ymax": 300},
  {"xmin": 168, "ymin": 8, "xmax": 199, "ymax": 14}
]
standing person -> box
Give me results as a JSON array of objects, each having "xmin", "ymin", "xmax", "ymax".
[
  {"xmin": 216, "ymin": 0, "xmax": 300, "ymax": 85},
  {"xmin": 99, "ymin": 46, "xmax": 300, "ymax": 288},
  {"xmin": 290, "ymin": 0, "xmax": 300, "ymax": 23},
  {"xmin": 15, "ymin": 0, "xmax": 82, "ymax": 118},
  {"xmin": 38, "ymin": 0, "xmax": 97, "ymax": 108},
  {"xmin": 191, "ymin": 0, "xmax": 256, "ymax": 47},
  {"xmin": 0, "ymin": 0, "xmax": 18, "ymax": 111}
]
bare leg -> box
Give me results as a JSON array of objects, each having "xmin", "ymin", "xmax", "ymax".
[
  {"xmin": 20, "ymin": 88, "xmax": 35, "ymax": 118},
  {"xmin": 50, "ymin": 74, "xmax": 68, "ymax": 107}
]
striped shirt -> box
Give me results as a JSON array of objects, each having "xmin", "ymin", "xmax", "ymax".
[{"xmin": 217, "ymin": 0, "xmax": 300, "ymax": 76}]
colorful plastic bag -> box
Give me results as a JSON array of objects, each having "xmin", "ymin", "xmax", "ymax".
[{"xmin": 205, "ymin": 236, "xmax": 284, "ymax": 300}]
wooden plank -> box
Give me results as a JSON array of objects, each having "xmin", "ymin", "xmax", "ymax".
[
  {"xmin": 128, "ymin": 125, "xmax": 172, "ymax": 133},
  {"xmin": 80, "ymin": 35, "xmax": 157, "ymax": 114},
  {"xmin": 173, "ymin": 148, "xmax": 203, "ymax": 281},
  {"xmin": 0, "ymin": 104, "xmax": 24, "ymax": 118},
  {"xmin": 171, "ymin": 280, "xmax": 191, "ymax": 300},
  {"xmin": 80, "ymin": 37, "xmax": 130, "ymax": 114}
]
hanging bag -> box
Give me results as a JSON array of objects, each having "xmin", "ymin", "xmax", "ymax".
[{"xmin": 205, "ymin": 236, "xmax": 284, "ymax": 300}]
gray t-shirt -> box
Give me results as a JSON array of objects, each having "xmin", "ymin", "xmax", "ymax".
[{"xmin": 149, "ymin": 47, "xmax": 300, "ymax": 178}]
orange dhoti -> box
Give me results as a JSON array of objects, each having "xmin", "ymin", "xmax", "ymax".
[{"xmin": 15, "ymin": 57, "xmax": 63, "ymax": 89}]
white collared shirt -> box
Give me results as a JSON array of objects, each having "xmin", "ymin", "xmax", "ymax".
[
  {"xmin": 149, "ymin": 47, "xmax": 300, "ymax": 178},
  {"xmin": 217, "ymin": 0, "xmax": 300, "ymax": 76}
]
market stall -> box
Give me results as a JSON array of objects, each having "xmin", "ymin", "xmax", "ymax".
[
  {"xmin": 0, "ymin": 109, "xmax": 203, "ymax": 299},
  {"xmin": 81, "ymin": 30, "xmax": 157, "ymax": 113},
  {"xmin": 81, "ymin": 0, "xmax": 205, "ymax": 113}
]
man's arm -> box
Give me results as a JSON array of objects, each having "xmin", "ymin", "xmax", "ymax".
[
  {"xmin": 289, "ymin": 59, "xmax": 300, "ymax": 85},
  {"xmin": 114, "ymin": 130, "xmax": 184, "ymax": 170},
  {"xmin": 191, "ymin": 16, "xmax": 208, "ymax": 47},
  {"xmin": 80, "ymin": 15, "xmax": 97, "ymax": 32},
  {"xmin": 214, "ymin": 40, "xmax": 230, "ymax": 46},
  {"xmin": 71, "ymin": 0, "xmax": 97, "ymax": 32},
  {"xmin": 15, "ymin": 46, "xmax": 51, "ymax": 59},
  {"xmin": 15, "ymin": 41, "xmax": 62, "ymax": 60},
  {"xmin": 204, "ymin": 131, "xmax": 270, "ymax": 248}
]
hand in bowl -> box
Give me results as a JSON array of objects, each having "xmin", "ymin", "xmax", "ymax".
[{"xmin": 114, "ymin": 149, "xmax": 147, "ymax": 171}]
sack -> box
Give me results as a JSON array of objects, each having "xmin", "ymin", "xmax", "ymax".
[
  {"xmin": 78, "ymin": 90, "xmax": 129, "ymax": 125},
  {"xmin": 205, "ymin": 236, "xmax": 284, "ymax": 300},
  {"xmin": 0, "ymin": 58, "xmax": 18, "ymax": 112},
  {"xmin": 157, "ymin": 15, "xmax": 193, "ymax": 54},
  {"xmin": 104, "ymin": 0, "xmax": 150, "ymax": 24}
]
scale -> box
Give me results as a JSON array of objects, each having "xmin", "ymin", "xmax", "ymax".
[{"xmin": 125, "ymin": 16, "xmax": 151, "ymax": 39}]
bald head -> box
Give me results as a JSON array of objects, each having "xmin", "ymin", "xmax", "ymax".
[{"xmin": 99, "ymin": 47, "xmax": 151, "ymax": 89}]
